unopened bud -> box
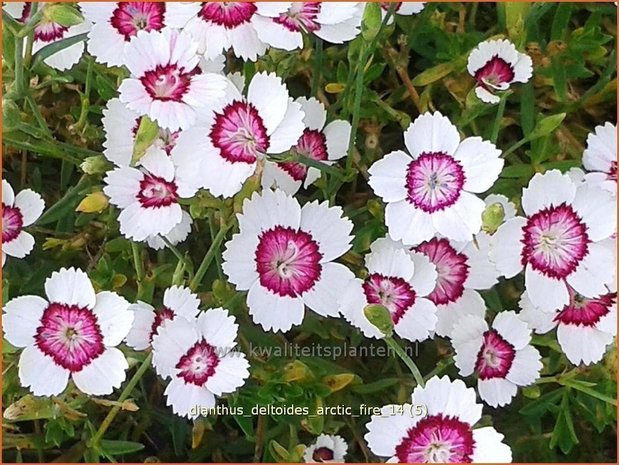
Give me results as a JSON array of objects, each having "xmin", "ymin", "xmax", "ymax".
[{"xmin": 482, "ymin": 202, "xmax": 506, "ymax": 235}]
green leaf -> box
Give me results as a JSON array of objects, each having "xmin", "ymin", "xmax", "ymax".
[
  {"xmin": 505, "ymin": 2, "xmax": 530, "ymax": 45},
  {"xmin": 352, "ymin": 377, "xmax": 400, "ymax": 394},
  {"xmin": 549, "ymin": 390, "xmax": 579, "ymax": 454},
  {"xmin": 99, "ymin": 439, "xmax": 145, "ymax": 456},
  {"xmin": 529, "ymin": 113, "xmax": 566, "ymax": 139},
  {"xmin": 131, "ymin": 116, "xmax": 159, "ymax": 165},
  {"xmin": 37, "ymin": 177, "xmax": 91, "ymax": 225},
  {"xmin": 32, "ymin": 33, "xmax": 88, "ymax": 67},
  {"xmin": 43, "ymin": 4, "xmax": 84, "ymax": 27},
  {"xmin": 500, "ymin": 164, "xmax": 534, "ymax": 179},
  {"xmin": 361, "ymin": 2, "xmax": 382, "ymax": 41},
  {"xmin": 412, "ymin": 61, "xmax": 456, "ymax": 86}
]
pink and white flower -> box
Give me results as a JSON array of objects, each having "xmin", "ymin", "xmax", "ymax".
[
  {"xmin": 2, "ymin": 180, "xmax": 45, "ymax": 267},
  {"xmin": 414, "ymin": 234, "xmax": 500, "ymax": 337},
  {"xmin": 126, "ymin": 285, "xmax": 201, "ymax": 351},
  {"xmin": 222, "ymin": 189, "xmax": 354, "ymax": 332},
  {"xmin": 365, "ymin": 375, "xmax": 512, "ymax": 463},
  {"xmin": 172, "ymin": 72, "xmax": 305, "ymax": 198},
  {"xmin": 467, "ymin": 39, "xmax": 533, "ymax": 104},
  {"xmin": 380, "ymin": 2, "xmax": 425, "ymax": 23},
  {"xmin": 2, "ymin": 268, "xmax": 134, "ymax": 396},
  {"xmin": 151, "ymin": 308, "xmax": 250, "ymax": 419},
  {"xmin": 303, "ymin": 434, "xmax": 348, "ymax": 463},
  {"xmin": 118, "ymin": 28, "xmax": 228, "ymax": 131},
  {"xmin": 103, "ymin": 146, "xmax": 197, "ymax": 241},
  {"xmin": 252, "ymin": 2, "xmax": 363, "ymax": 51},
  {"xmin": 368, "ymin": 112, "xmax": 503, "ymax": 245},
  {"xmin": 490, "ymin": 170, "xmax": 616, "ymax": 312},
  {"xmin": 262, "ymin": 97, "xmax": 351, "ymax": 195},
  {"xmin": 339, "ymin": 238, "xmax": 439, "ymax": 342},
  {"xmin": 582, "ymin": 122, "xmax": 616, "ymax": 190},
  {"xmin": 80, "ymin": 2, "xmax": 168, "ymax": 67},
  {"xmin": 166, "ymin": 2, "xmax": 291, "ymax": 61},
  {"xmin": 519, "ymin": 290, "xmax": 616, "ymax": 366},
  {"xmin": 452, "ymin": 311, "xmax": 542, "ymax": 408},
  {"xmin": 101, "ymin": 98, "xmax": 184, "ymax": 167},
  {"xmin": 3, "ymin": 2, "xmax": 90, "ymax": 71}
]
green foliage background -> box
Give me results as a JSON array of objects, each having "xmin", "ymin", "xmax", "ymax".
[{"xmin": 2, "ymin": 2, "xmax": 617, "ymax": 463}]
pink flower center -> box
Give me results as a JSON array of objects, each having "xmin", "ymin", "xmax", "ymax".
[
  {"xmin": 279, "ymin": 129, "xmax": 328, "ymax": 182},
  {"xmin": 17, "ymin": 3, "xmax": 32, "ymax": 22},
  {"xmin": 406, "ymin": 153, "xmax": 466, "ymax": 213},
  {"xmin": 474, "ymin": 55, "xmax": 515, "ymax": 89},
  {"xmin": 521, "ymin": 204, "xmax": 589, "ymax": 279},
  {"xmin": 35, "ymin": 20, "xmax": 68, "ymax": 42},
  {"xmin": 176, "ymin": 340, "xmax": 220, "ymax": 386},
  {"xmin": 35, "ymin": 303, "xmax": 105, "ymax": 372},
  {"xmin": 474, "ymin": 329, "xmax": 515, "ymax": 380},
  {"xmin": 255, "ymin": 226, "xmax": 322, "ymax": 298},
  {"xmin": 312, "ymin": 447, "xmax": 335, "ymax": 462},
  {"xmin": 415, "ymin": 238, "xmax": 469, "ymax": 305},
  {"xmin": 554, "ymin": 288, "xmax": 615, "ymax": 327},
  {"xmin": 273, "ymin": 2, "xmax": 321, "ymax": 33},
  {"xmin": 210, "ymin": 101, "xmax": 270, "ymax": 164},
  {"xmin": 150, "ymin": 307, "xmax": 175, "ymax": 341},
  {"xmin": 380, "ymin": 2, "xmax": 403, "ymax": 12},
  {"xmin": 110, "ymin": 2, "xmax": 166, "ymax": 40},
  {"xmin": 198, "ymin": 2, "xmax": 257, "ymax": 28},
  {"xmin": 137, "ymin": 174, "xmax": 179, "ymax": 208},
  {"xmin": 395, "ymin": 414, "xmax": 474, "ymax": 463},
  {"xmin": 140, "ymin": 64, "xmax": 195, "ymax": 102},
  {"xmin": 362, "ymin": 273, "xmax": 416, "ymax": 324},
  {"xmin": 2, "ymin": 204, "xmax": 24, "ymax": 243}
]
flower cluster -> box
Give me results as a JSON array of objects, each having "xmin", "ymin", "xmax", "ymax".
[{"xmin": 2, "ymin": 2, "xmax": 615, "ymax": 463}]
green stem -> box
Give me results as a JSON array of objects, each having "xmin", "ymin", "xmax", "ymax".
[
  {"xmin": 88, "ymin": 352, "xmax": 153, "ymax": 450},
  {"xmin": 23, "ymin": 3, "xmax": 38, "ymax": 69},
  {"xmin": 14, "ymin": 35, "xmax": 25, "ymax": 96},
  {"xmin": 502, "ymin": 137, "xmax": 530, "ymax": 158},
  {"xmin": 385, "ymin": 337, "xmax": 425, "ymax": 387},
  {"xmin": 346, "ymin": 43, "xmax": 369, "ymax": 171},
  {"xmin": 160, "ymin": 236, "xmax": 192, "ymax": 281},
  {"xmin": 311, "ymin": 37, "xmax": 323, "ymax": 96},
  {"xmin": 490, "ymin": 94, "xmax": 508, "ymax": 144},
  {"xmin": 189, "ymin": 222, "xmax": 231, "ymax": 291},
  {"xmin": 131, "ymin": 242, "xmax": 145, "ymax": 299},
  {"xmin": 16, "ymin": 8, "xmax": 44, "ymax": 38}
]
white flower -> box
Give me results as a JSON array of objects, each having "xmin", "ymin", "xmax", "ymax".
[
  {"xmin": 171, "ymin": 72, "xmax": 305, "ymax": 198},
  {"xmin": 368, "ymin": 112, "xmax": 503, "ymax": 245},
  {"xmin": 126, "ymin": 285, "xmax": 201, "ymax": 351},
  {"xmin": 339, "ymin": 238, "xmax": 438, "ymax": 342},
  {"xmin": 3, "ymin": 2, "xmax": 90, "ymax": 71},
  {"xmin": 166, "ymin": 2, "xmax": 290, "ymax": 61},
  {"xmin": 380, "ymin": 2, "xmax": 425, "ymax": 24},
  {"xmin": 80, "ymin": 2, "xmax": 168, "ymax": 67},
  {"xmin": 101, "ymin": 98, "xmax": 184, "ymax": 167},
  {"xmin": 303, "ymin": 434, "xmax": 348, "ymax": 463},
  {"xmin": 145, "ymin": 210, "xmax": 193, "ymax": 250},
  {"xmin": 365, "ymin": 376, "xmax": 512, "ymax": 463},
  {"xmin": 491, "ymin": 170, "xmax": 616, "ymax": 312},
  {"xmin": 566, "ymin": 167, "xmax": 616, "ymax": 195},
  {"xmin": 582, "ymin": 122, "xmax": 616, "ymax": 191},
  {"xmin": 452, "ymin": 311, "xmax": 542, "ymax": 408},
  {"xmin": 262, "ymin": 97, "xmax": 351, "ymax": 195},
  {"xmin": 519, "ymin": 290, "xmax": 616, "ymax": 366},
  {"xmin": 2, "ymin": 180, "xmax": 45, "ymax": 267},
  {"xmin": 2, "ymin": 268, "xmax": 134, "ymax": 396},
  {"xmin": 222, "ymin": 189, "xmax": 354, "ymax": 332},
  {"xmin": 118, "ymin": 28, "xmax": 228, "ymax": 131},
  {"xmin": 413, "ymin": 234, "xmax": 500, "ymax": 337},
  {"xmin": 467, "ymin": 39, "xmax": 532, "ymax": 104},
  {"xmin": 151, "ymin": 308, "xmax": 250, "ymax": 419},
  {"xmin": 103, "ymin": 146, "xmax": 196, "ymax": 241},
  {"xmin": 253, "ymin": 2, "xmax": 362, "ymax": 51}
]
